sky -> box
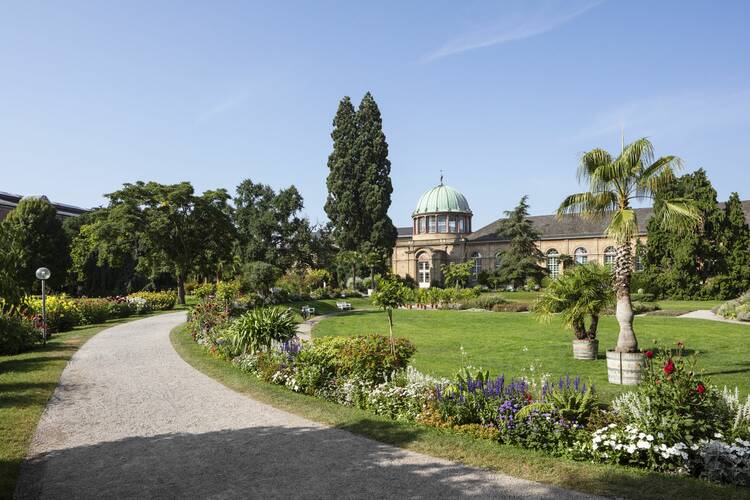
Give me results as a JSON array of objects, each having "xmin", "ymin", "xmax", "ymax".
[{"xmin": 1, "ymin": 0, "xmax": 749, "ymax": 229}]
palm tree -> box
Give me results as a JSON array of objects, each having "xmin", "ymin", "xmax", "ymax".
[{"xmin": 558, "ymin": 138, "xmax": 700, "ymax": 353}]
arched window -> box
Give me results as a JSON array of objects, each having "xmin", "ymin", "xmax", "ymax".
[
  {"xmin": 494, "ymin": 251, "xmax": 503, "ymax": 269},
  {"xmin": 470, "ymin": 252, "xmax": 482, "ymax": 278},
  {"xmin": 417, "ymin": 252, "xmax": 431, "ymax": 287},
  {"xmin": 546, "ymin": 249, "xmax": 560, "ymax": 278},
  {"xmin": 574, "ymin": 247, "xmax": 588, "ymax": 265},
  {"xmin": 603, "ymin": 246, "xmax": 616, "ymax": 267}
]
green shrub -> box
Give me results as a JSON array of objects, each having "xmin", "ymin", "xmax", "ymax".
[
  {"xmin": 491, "ymin": 302, "xmax": 529, "ymax": 312},
  {"xmin": 631, "ymin": 292, "xmax": 655, "ymax": 302},
  {"xmin": 225, "ymin": 307, "xmax": 297, "ymax": 356},
  {"xmin": 75, "ymin": 298, "xmax": 111, "ymax": 325},
  {"xmin": 714, "ymin": 290, "xmax": 750, "ymax": 321},
  {"xmin": 294, "ymin": 335, "xmax": 416, "ymax": 393},
  {"xmin": 0, "ymin": 312, "xmax": 41, "ymax": 354},
  {"xmin": 23, "ymin": 294, "xmax": 82, "ymax": 333},
  {"xmin": 457, "ymin": 294, "xmax": 507, "ymax": 310},
  {"xmin": 193, "ymin": 283, "xmax": 215, "ymax": 301},
  {"xmin": 127, "ymin": 291, "xmax": 176, "ymax": 311},
  {"xmin": 106, "ymin": 297, "xmax": 133, "ymax": 318}
]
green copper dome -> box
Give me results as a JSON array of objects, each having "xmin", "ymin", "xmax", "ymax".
[{"xmin": 413, "ymin": 183, "xmax": 472, "ymax": 216}]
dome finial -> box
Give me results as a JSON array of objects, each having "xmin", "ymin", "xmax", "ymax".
[{"xmin": 439, "ymin": 170, "xmax": 444, "ymax": 185}]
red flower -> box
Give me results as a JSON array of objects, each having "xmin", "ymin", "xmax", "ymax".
[
  {"xmin": 697, "ymin": 383, "xmax": 706, "ymax": 394},
  {"xmin": 525, "ymin": 393, "xmax": 533, "ymax": 403},
  {"xmin": 644, "ymin": 350, "xmax": 654, "ymax": 359},
  {"xmin": 663, "ymin": 359, "xmax": 675, "ymax": 375}
]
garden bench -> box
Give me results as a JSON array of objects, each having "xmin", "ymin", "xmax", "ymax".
[{"xmin": 336, "ymin": 301, "xmax": 352, "ymax": 311}]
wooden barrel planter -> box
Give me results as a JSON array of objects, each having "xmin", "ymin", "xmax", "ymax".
[
  {"xmin": 572, "ymin": 339, "xmax": 599, "ymax": 360},
  {"xmin": 606, "ymin": 350, "xmax": 645, "ymax": 385}
]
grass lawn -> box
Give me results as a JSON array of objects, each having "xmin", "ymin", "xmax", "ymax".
[
  {"xmin": 313, "ymin": 309, "xmax": 750, "ymax": 402},
  {"xmin": 654, "ymin": 299, "xmax": 723, "ymax": 312},
  {"xmin": 170, "ymin": 324, "xmax": 748, "ymax": 500},
  {"xmin": 285, "ymin": 296, "xmax": 374, "ymax": 322},
  {"xmin": 0, "ymin": 311, "xmax": 177, "ymax": 500}
]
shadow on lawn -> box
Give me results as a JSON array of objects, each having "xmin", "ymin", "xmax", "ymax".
[{"xmin": 14, "ymin": 425, "xmax": 578, "ymax": 499}]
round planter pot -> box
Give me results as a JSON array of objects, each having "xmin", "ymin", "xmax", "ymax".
[
  {"xmin": 572, "ymin": 339, "xmax": 599, "ymax": 360},
  {"xmin": 606, "ymin": 350, "xmax": 645, "ymax": 385}
]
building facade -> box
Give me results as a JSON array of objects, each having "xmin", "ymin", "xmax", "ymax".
[
  {"xmin": 391, "ymin": 182, "xmax": 750, "ymax": 287},
  {"xmin": 0, "ymin": 191, "xmax": 89, "ymax": 221}
]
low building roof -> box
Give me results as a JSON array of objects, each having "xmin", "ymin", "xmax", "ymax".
[{"xmin": 0, "ymin": 191, "xmax": 90, "ymax": 218}]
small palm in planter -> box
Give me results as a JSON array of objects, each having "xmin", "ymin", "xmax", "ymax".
[
  {"xmin": 533, "ymin": 263, "xmax": 612, "ymax": 360},
  {"xmin": 558, "ymin": 138, "xmax": 700, "ymax": 383}
]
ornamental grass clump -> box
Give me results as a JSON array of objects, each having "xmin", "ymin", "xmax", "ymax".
[{"xmin": 226, "ymin": 306, "xmax": 296, "ymax": 356}]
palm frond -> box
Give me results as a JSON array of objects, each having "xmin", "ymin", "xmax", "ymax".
[
  {"xmin": 557, "ymin": 192, "xmax": 616, "ymax": 220},
  {"xmin": 659, "ymin": 199, "xmax": 703, "ymax": 232},
  {"xmin": 621, "ymin": 137, "xmax": 655, "ymax": 170},
  {"xmin": 578, "ymin": 149, "xmax": 613, "ymax": 184},
  {"xmin": 606, "ymin": 208, "xmax": 638, "ymax": 244}
]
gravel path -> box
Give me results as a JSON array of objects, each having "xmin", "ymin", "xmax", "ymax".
[
  {"xmin": 678, "ymin": 309, "xmax": 750, "ymax": 325},
  {"xmin": 16, "ymin": 312, "xmax": 598, "ymax": 499}
]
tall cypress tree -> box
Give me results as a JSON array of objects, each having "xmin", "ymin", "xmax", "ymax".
[
  {"xmin": 324, "ymin": 96, "xmax": 361, "ymax": 251},
  {"xmin": 355, "ymin": 92, "xmax": 397, "ymax": 261},
  {"xmin": 493, "ymin": 196, "xmax": 546, "ymax": 289},
  {"xmin": 643, "ymin": 169, "xmax": 725, "ymax": 298},
  {"xmin": 721, "ymin": 192, "xmax": 750, "ymax": 295}
]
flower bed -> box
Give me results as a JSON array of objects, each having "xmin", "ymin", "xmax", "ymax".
[{"xmin": 187, "ymin": 300, "xmax": 750, "ymax": 487}]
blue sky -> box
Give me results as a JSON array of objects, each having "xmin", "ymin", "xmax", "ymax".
[{"xmin": 1, "ymin": 1, "xmax": 749, "ymax": 229}]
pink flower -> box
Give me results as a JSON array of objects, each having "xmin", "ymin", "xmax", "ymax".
[
  {"xmin": 644, "ymin": 350, "xmax": 654, "ymax": 359},
  {"xmin": 697, "ymin": 383, "xmax": 706, "ymax": 394}
]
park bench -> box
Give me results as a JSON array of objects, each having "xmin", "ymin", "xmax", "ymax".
[
  {"xmin": 336, "ymin": 301, "xmax": 352, "ymax": 311},
  {"xmin": 301, "ymin": 305, "xmax": 315, "ymax": 319}
]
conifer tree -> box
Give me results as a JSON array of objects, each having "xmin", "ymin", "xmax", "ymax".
[
  {"xmin": 721, "ymin": 192, "xmax": 750, "ymax": 295},
  {"xmin": 324, "ymin": 96, "xmax": 361, "ymax": 252},
  {"xmin": 643, "ymin": 169, "xmax": 724, "ymax": 298},
  {"xmin": 493, "ymin": 196, "xmax": 546, "ymax": 289},
  {"xmin": 355, "ymin": 92, "xmax": 397, "ymax": 259}
]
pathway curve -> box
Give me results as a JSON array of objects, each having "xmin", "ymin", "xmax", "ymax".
[
  {"xmin": 678, "ymin": 309, "xmax": 750, "ymax": 325},
  {"xmin": 16, "ymin": 312, "xmax": 597, "ymax": 499}
]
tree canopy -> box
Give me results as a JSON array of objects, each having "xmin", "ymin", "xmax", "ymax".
[{"xmin": 493, "ymin": 196, "xmax": 546, "ymax": 289}]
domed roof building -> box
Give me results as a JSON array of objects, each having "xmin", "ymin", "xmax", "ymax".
[{"xmin": 411, "ymin": 181, "xmax": 473, "ymax": 239}]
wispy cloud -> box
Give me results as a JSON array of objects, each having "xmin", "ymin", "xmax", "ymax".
[
  {"xmin": 571, "ymin": 88, "xmax": 750, "ymax": 143},
  {"xmin": 196, "ymin": 92, "xmax": 251, "ymax": 124},
  {"xmin": 423, "ymin": 0, "xmax": 601, "ymax": 62}
]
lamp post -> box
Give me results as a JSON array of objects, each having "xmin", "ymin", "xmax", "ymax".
[{"xmin": 35, "ymin": 267, "xmax": 51, "ymax": 345}]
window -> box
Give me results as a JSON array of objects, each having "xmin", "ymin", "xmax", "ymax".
[
  {"xmin": 458, "ymin": 217, "xmax": 465, "ymax": 233},
  {"xmin": 428, "ymin": 216, "xmax": 436, "ymax": 233},
  {"xmin": 437, "ymin": 215, "xmax": 447, "ymax": 233},
  {"xmin": 470, "ymin": 252, "xmax": 482, "ymax": 278},
  {"xmin": 574, "ymin": 247, "xmax": 588, "ymax": 265},
  {"xmin": 418, "ymin": 261, "xmax": 430, "ymax": 285},
  {"xmin": 418, "ymin": 217, "xmax": 426, "ymax": 234},
  {"xmin": 494, "ymin": 252, "xmax": 503, "ymax": 269},
  {"xmin": 546, "ymin": 249, "xmax": 560, "ymax": 278},
  {"xmin": 603, "ymin": 246, "xmax": 616, "ymax": 267},
  {"xmin": 448, "ymin": 216, "xmax": 457, "ymax": 233}
]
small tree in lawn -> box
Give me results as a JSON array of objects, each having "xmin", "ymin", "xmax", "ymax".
[
  {"xmin": 372, "ymin": 276, "xmax": 410, "ymax": 356},
  {"xmin": 441, "ymin": 261, "xmax": 474, "ymax": 289}
]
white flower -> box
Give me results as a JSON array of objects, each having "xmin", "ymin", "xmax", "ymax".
[
  {"xmin": 626, "ymin": 445, "xmax": 636, "ymax": 454},
  {"xmin": 657, "ymin": 432, "xmax": 664, "ymax": 439},
  {"xmin": 646, "ymin": 434, "xmax": 654, "ymax": 442},
  {"xmin": 714, "ymin": 432, "xmax": 723, "ymax": 438},
  {"xmin": 637, "ymin": 440, "xmax": 651, "ymax": 449},
  {"xmin": 608, "ymin": 423, "xmax": 617, "ymax": 429},
  {"xmin": 593, "ymin": 436, "xmax": 602, "ymax": 443},
  {"xmin": 592, "ymin": 443, "xmax": 599, "ymax": 450}
]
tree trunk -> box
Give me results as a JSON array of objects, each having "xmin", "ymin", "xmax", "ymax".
[
  {"xmin": 587, "ymin": 314, "xmax": 599, "ymax": 340},
  {"xmin": 613, "ymin": 243, "xmax": 637, "ymax": 352},
  {"xmin": 351, "ymin": 263, "xmax": 356, "ymax": 291},
  {"xmin": 572, "ymin": 318, "xmax": 586, "ymax": 340},
  {"xmin": 177, "ymin": 274, "xmax": 186, "ymax": 305},
  {"xmin": 387, "ymin": 309, "xmax": 395, "ymax": 357}
]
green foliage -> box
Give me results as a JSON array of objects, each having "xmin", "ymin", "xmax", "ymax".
[
  {"xmin": 193, "ymin": 282, "xmax": 215, "ymax": 301},
  {"xmin": 643, "ymin": 169, "xmax": 729, "ymax": 299},
  {"xmin": 720, "ymin": 192, "xmax": 750, "ymax": 296},
  {"xmin": 234, "ymin": 179, "xmax": 312, "ymax": 271},
  {"xmin": 75, "ymin": 298, "xmax": 111, "ymax": 325},
  {"xmin": 441, "ymin": 261, "xmax": 474, "ymax": 289},
  {"xmin": 215, "ymin": 281, "xmax": 240, "ymax": 308},
  {"xmin": 324, "ymin": 94, "xmax": 396, "ymax": 259},
  {"xmin": 493, "ymin": 196, "xmax": 546, "ymax": 289},
  {"xmin": 713, "ymin": 290, "xmax": 750, "ymax": 321},
  {"xmin": 127, "ymin": 291, "xmax": 176, "ymax": 311},
  {"xmin": 226, "ymin": 307, "xmax": 297, "ymax": 355},
  {"xmin": 239, "ymin": 261, "xmax": 280, "ymax": 297},
  {"xmin": 533, "ymin": 263, "xmax": 612, "ymax": 340},
  {"xmin": 543, "ymin": 380, "xmax": 598, "ymax": 425},
  {"xmin": 294, "ymin": 335, "xmax": 416, "ymax": 393},
  {"xmin": 23, "ymin": 294, "xmax": 81, "ymax": 333},
  {"xmin": 1, "ymin": 196, "xmax": 70, "ymax": 292},
  {"xmin": 0, "ymin": 313, "xmax": 41, "ymax": 355},
  {"xmin": 372, "ymin": 277, "xmax": 410, "ymax": 311}
]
